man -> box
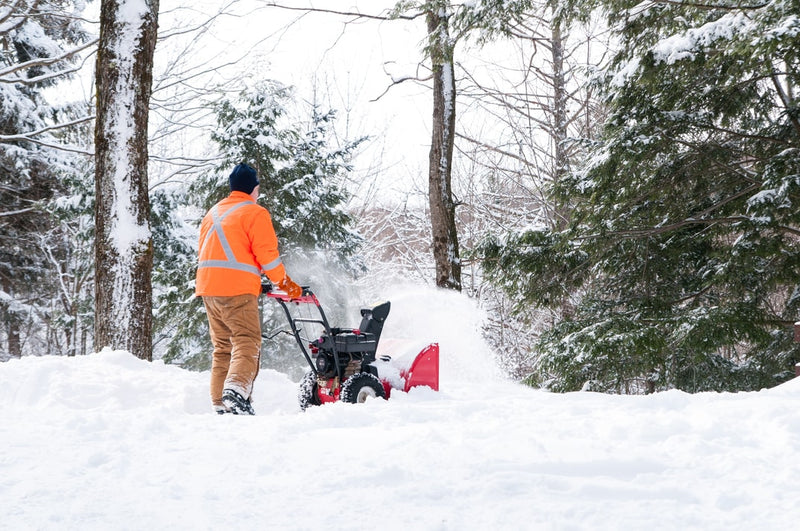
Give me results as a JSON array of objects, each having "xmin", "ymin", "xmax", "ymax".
[{"xmin": 196, "ymin": 163, "xmax": 302, "ymax": 415}]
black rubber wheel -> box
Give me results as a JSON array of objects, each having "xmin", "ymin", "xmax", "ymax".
[
  {"xmin": 298, "ymin": 371, "xmax": 321, "ymax": 411},
  {"xmin": 340, "ymin": 372, "xmax": 386, "ymax": 404}
]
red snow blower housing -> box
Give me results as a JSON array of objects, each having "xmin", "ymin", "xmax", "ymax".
[{"xmin": 262, "ymin": 283, "xmax": 439, "ymax": 410}]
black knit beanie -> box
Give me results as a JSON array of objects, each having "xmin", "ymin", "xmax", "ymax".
[{"xmin": 229, "ymin": 163, "xmax": 259, "ymax": 193}]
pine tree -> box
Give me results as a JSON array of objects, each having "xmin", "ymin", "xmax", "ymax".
[
  {"xmin": 160, "ymin": 81, "xmax": 364, "ymax": 376},
  {"xmin": 0, "ymin": 0, "xmax": 92, "ymax": 359},
  {"xmin": 151, "ymin": 186, "xmax": 202, "ymax": 366},
  {"xmin": 201, "ymin": 82, "xmax": 363, "ymax": 263},
  {"xmin": 483, "ymin": 0, "xmax": 800, "ymax": 393},
  {"xmin": 40, "ymin": 144, "xmax": 96, "ymax": 358}
]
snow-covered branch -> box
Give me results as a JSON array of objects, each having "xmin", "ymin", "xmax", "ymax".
[
  {"xmin": 371, "ymin": 61, "xmax": 431, "ymax": 102},
  {"xmin": 654, "ymin": 0, "xmax": 769, "ymax": 11},
  {"xmin": 0, "ymin": 136, "xmax": 93, "ymax": 156},
  {"xmin": 0, "ymin": 115, "xmax": 95, "ymax": 155},
  {"xmin": 0, "ymin": 207, "xmax": 35, "ymax": 218},
  {"xmin": 0, "ymin": 38, "xmax": 98, "ymax": 82}
]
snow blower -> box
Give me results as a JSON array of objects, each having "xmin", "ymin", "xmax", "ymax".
[{"xmin": 262, "ymin": 283, "xmax": 439, "ymax": 410}]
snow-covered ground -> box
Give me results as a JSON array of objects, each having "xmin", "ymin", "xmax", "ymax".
[{"xmin": 2, "ymin": 287, "xmax": 799, "ymax": 530}]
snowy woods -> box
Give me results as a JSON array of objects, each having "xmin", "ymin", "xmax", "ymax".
[{"xmin": 1, "ymin": 0, "xmax": 799, "ymax": 394}]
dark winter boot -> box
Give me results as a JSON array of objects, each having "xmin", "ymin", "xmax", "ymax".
[{"xmin": 222, "ymin": 389, "xmax": 255, "ymax": 415}]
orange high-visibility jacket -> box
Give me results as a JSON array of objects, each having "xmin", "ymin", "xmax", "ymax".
[{"xmin": 195, "ymin": 191, "xmax": 287, "ymax": 297}]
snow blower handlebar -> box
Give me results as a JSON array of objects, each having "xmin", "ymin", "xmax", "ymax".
[{"xmin": 261, "ymin": 281, "xmax": 319, "ymax": 305}]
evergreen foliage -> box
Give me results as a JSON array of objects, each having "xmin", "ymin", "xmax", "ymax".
[
  {"xmin": 194, "ymin": 81, "xmax": 363, "ymax": 264},
  {"xmin": 151, "ymin": 187, "xmax": 205, "ymax": 367},
  {"xmin": 42, "ymin": 157, "xmax": 96, "ymax": 357},
  {"xmin": 481, "ymin": 0, "xmax": 800, "ymax": 392},
  {"xmin": 0, "ymin": 0, "xmax": 91, "ymax": 358}
]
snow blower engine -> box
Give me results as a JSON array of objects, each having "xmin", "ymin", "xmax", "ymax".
[
  {"xmin": 309, "ymin": 300, "xmax": 390, "ymax": 380},
  {"xmin": 262, "ymin": 282, "xmax": 439, "ymax": 410}
]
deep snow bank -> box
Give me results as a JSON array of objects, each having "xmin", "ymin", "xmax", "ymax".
[
  {"xmin": 3, "ymin": 284, "xmax": 800, "ymax": 530},
  {"xmin": 2, "ymin": 350, "xmax": 800, "ymax": 530}
]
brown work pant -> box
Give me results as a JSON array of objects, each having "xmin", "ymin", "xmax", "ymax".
[{"xmin": 203, "ymin": 294, "xmax": 261, "ymax": 407}]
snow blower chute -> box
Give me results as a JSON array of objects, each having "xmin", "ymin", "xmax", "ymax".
[{"xmin": 262, "ymin": 283, "xmax": 439, "ymax": 410}]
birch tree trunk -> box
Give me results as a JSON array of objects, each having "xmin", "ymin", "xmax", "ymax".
[
  {"xmin": 426, "ymin": 5, "xmax": 461, "ymax": 291},
  {"xmin": 94, "ymin": 0, "xmax": 159, "ymax": 361}
]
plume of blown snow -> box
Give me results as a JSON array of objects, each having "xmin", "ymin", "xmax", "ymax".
[{"xmin": 367, "ymin": 283, "xmax": 504, "ymax": 386}]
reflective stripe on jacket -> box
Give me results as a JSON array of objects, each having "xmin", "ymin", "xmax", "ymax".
[{"xmin": 195, "ymin": 191, "xmax": 287, "ymax": 297}]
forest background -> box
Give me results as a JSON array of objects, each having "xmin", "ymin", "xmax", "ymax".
[{"xmin": 1, "ymin": 0, "xmax": 799, "ymax": 394}]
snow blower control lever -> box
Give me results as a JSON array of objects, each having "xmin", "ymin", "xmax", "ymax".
[{"xmin": 261, "ymin": 281, "xmax": 329, "ymax": 378}]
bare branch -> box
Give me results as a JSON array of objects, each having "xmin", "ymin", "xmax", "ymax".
[
  {"xmin": 256, "ymin": 2, "xmax": 422, "ymax": 21},
  {"xmin": 371, "ymin": 61, "xmax": 431, "ymax": 102},
  {"xmin": 455, "ymin": 131, "xmax": 531, "ymax": 167}
]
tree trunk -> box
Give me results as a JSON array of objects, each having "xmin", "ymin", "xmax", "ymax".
[
  {"xmin": 94, "ymin": 0, "xmax": 158, "ymax": 361},
  {"xmin": 550, "ymin": 22, "xmax": 570, "ymax": 232},
  {"xmin": 426, "ymin": 6, "xmax": 461, "ymax": 291},
  {"xmin": 1, "ymin": 278, "xmax": 22, "ymax": 358}
]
